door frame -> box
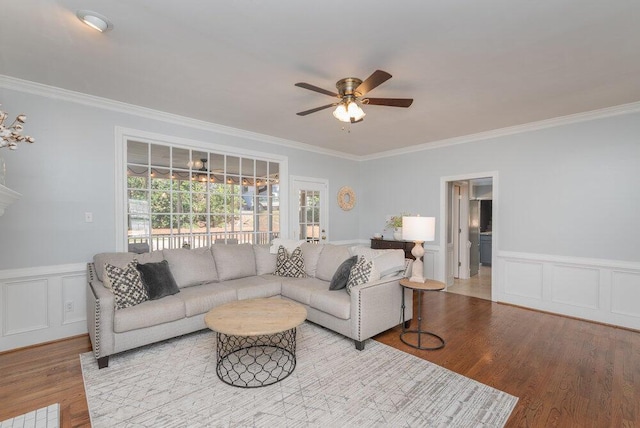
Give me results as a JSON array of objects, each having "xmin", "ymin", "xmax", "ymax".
[
  {"xmin": 440, "ymin": 171, "xmax": 498, "ymax": 302},
  {"xmin": 289, "ymin": 176, "xmax": 329, "ymax": 242}
]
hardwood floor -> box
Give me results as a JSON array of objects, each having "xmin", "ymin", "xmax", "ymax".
[
  {"xmin": 1, "ymin": 292, "xmax": 638, "ymax": 427},
  {"xmin": 0, "ymin": 335, "xmax": 92, "ymax": 427}
]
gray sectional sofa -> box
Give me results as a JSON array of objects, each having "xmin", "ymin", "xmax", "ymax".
[{"xmin": 86, "ymin": 242, "xmax": 412, "ymax": 368}]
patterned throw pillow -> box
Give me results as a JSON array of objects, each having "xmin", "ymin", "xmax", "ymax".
[
  {"xmin": 105, "ymin": 260, "xmax": 149, "ymax": 310},
  {"xmin": 346, "ymin": 256, "xmax": 374, "ymax": 294},
  {"xmin": 274, "ymin": 246, "xmax": 306, "ymax": 278}
]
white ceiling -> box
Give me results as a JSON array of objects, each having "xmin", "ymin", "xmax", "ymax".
[{"xmin": 2, "ymin": 1, "xmax": 639, "ymax": 157}]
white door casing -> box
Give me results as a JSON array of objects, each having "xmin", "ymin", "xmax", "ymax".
[{"xmin": 290, "ymin": 176, "xmax": 328, "ymax": 243}]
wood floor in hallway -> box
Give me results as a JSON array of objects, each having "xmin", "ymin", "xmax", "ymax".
[
  {"xmin": 1, "ymin": 290, "xmax": 638, "ymax": 427},
  {"xmin": 447, "ymin": 264, "xmax": 492, "ymax": 300}
]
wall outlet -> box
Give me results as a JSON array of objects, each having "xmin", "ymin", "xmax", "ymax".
[{"xmin": 65, "ymin": 301, "xmax": 74, "ymax": 312}]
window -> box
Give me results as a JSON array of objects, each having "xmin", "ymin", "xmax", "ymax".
[{"xmin": 126, "ymin": 140, "xmax": 280, "ymax": 251}]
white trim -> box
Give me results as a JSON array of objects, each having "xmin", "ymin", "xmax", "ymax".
[
  {"xmin": 0, "ymin": 262, "xmax": 86, "ymax": 280},
  {"xmin": 497, "ymin": 251, "xmax": 639, "ymax": 272},
  {"xmin": 115, "ymin": 127, "xmax": 289, "ymax": 251},
  {"xmin": 290, "ymin": 175, "xmax": 329, "ymax": 242},
  {"xmin": 440, "ymin": 171, "xmax": 499, "ymax": 301},
  {"xmin": 495, "ymin": 251, "xmax": 640, "ymax": 330},
  {"xmin": 0, "ymin": 263, "xmax": 87, "ymax": 352},
  {"xmin": 0, "ymin": 75, "xmax": 358, "ymax": 161},
  {"xmin": 3, "ymin": 74, "xmax": 640, "ymax": 161},
  {"xmin": 360, "ymin": 102, "xmax": 640, "ymax": 161}
]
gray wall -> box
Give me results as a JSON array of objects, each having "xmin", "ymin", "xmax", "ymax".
[
  {"xmin": 359, "ymin": 111, "xmax": 640, "ymax": 263},
  {"xmin": 0, "ymin": 86, "xmax": 362, "ymax": 269}
]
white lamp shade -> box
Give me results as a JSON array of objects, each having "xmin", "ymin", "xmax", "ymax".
[{"xmin": 402, "ymin": 216, "xmax": 435, "ymax": 242}]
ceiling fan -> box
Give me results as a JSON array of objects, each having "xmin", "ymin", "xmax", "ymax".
[{"xmin": 295, "ymin": 70, "xmax": 413, "ymax": 123}]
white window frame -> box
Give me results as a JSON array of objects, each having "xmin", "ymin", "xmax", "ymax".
[{"xmin": 115, "ymin": 127, "xmax": 288, "ymax": 251}]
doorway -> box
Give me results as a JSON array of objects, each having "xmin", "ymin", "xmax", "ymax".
[
  {"xmin": 440, "ymin": 173, "xmax": 497, "ymax": 301},
  {"xmin": 290, "ymin": 176, "xmax": 328, "ymax": 243}
]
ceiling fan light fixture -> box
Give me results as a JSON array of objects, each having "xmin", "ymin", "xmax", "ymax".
[{"xmin": 333, "ymin": 101, "xmax": 365, "ymax": 123}]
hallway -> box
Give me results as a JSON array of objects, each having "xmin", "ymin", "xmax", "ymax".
[{"xmin": 447, "ymin": 265, "xmax": 491, "ymax": 300}]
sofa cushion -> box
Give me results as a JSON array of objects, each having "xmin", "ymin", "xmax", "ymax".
[
  {"xmin": 113, "ymin": 295, "xmax": 185, "ymax": 333},
  {"xmin": 211, "ymin": 244, "xmax": 257, "ymax": 280},
  {"xmin": 269, "ymin": 238, "xmax": 305, "ymax": 254},
  {"xmin": 329, "ymin": 256, "xmax": 357, "ymax": 290},
  {"xmin": 176, "ymin": 283, "xmax": 238, "ymax": 317},
  {"xmin": 300, "ymin": 242, "xmax": 324, "ymax": 277},
  {"xmin": 163, "ymin": 247, "xmax": 218, "ymax": 288},
  {"xmin": 253, "ymin": 245, "xmax": 277, "ymax": 275},
  {"xmin": 136, "ymin": 260, "xmax": 180, "ymax": 300},
  {"xmin": 220, "ymin": 276, "xmax": 282, "ymax": 300},
  {"xmin": 94, "ymin": 251, "xmax": 164, "ymax": 284},
  {"xmin": 275, "ymin": 246, "xmax": 306, "ymax": 278},
  {"xmin": 315, "ymin": 244, "xmax": 351, "ymax": 282},
  {"xmin": 281, "ymin": 277, "xmax": 329, "ymax": 305},
  {"xmin": 106, "ymin": 261, "xmax": 149, "ymax": 310},
  {"xmin": 346, "ymin": 257, "xmax": 376, "ymax": 294},
  {"xmin": 350, "ymin": 246, "xmax": 405, "ymax": 277},
  {"xmin": 309, "ymin": 289, "xmax": 351, "ymax": 320}
]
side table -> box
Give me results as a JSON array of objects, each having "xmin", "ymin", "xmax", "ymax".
[{"xmin": 399, "ymin": 278, "xmax": 446, "ymax": 350}]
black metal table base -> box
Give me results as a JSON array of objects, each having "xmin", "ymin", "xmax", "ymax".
[
  {"xmin": 216, "ymin": 328, "xmax": 297, "ymax": 388},
  {"xmin": 400, "ymin": 329, "xmax": 445, "ymax": 350},
  {"xmin": 401, "ymin": 289, "xmax": 446, "ymax": 350}
]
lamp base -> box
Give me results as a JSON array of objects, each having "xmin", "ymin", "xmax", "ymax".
[{"xmin": 409, "ymin": 241, "xmax": 425, "ymax": 283}]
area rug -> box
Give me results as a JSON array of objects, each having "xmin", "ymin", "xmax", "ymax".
[{"xmin": 81, "ymin": 323, "xmax": 517, "ymax": 427}]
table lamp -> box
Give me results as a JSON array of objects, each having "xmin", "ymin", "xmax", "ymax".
[{"xmin": 402, "ymin": 216, "xmax": 436, "ymax": 283}]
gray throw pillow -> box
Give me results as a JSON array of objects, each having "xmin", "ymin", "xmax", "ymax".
[
  {"xmin": 136, "ymin": 260, "xmax": 180, "ymax": 300},
  {"xmin": 329, "ymin": 256, "xmax": 358, "ymax": 290}
]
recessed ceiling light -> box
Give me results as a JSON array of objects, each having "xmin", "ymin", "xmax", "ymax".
[{"xmin": 76, "ymin": 10, "xmax": 113, "ymax": 33}]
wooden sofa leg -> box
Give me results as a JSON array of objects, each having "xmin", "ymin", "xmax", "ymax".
[
  {"xmin": 355, "ymin": 340, "xmax": 365, "ymax": 351},
  {"xmin": 97, "ymin": 356, "xmax": 109, "ymax": 369}
]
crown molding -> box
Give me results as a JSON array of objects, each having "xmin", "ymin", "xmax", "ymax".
[
  {"xmin": 3, "ymin": 74, "xmax": 639, "ymax": 163},
  {"xmin": 361, "ymin": 101, "xmax": 640, "ymax": 161},
  {"xmin": 0, "ymin": 75, "xmax": 359, "ymax": 161}
]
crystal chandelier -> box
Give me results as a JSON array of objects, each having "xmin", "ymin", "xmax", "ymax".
[{"xmin": 0, "ymin": 106, "xmax": 34, "ymax": 150}]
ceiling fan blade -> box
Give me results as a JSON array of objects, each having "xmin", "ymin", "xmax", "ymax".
[
  {"xmin": 295, "ymin": 82, "xmax": 339, "ymax": 97},
  {"xmin": 363, "ymin": 97, "xmax": 413, "ymax": 108},
  {"xmin": 355, "ymin": 70, "xmax": 392, "ymax": 97},
  {"xmin": 296, "ymin": 103, "xmax": 337, "ymax": 116}
]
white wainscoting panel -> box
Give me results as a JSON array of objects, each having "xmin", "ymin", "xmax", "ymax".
[
  {"xmin": 503, "ymin": 260, "xmax": 543, "ymax": 299},
  {"xmin": 0, "ymin": 263, "xmax": 87, "ymax": 352},
  {"xmin": 497, "ymin": 252, "xmax": 640, "ymax": 330},
  {"xmin": 62, "ymin": 274, "xmax": 87, "ymax": 325},
  {"xmin": 551, "ymin": 265, "xmax": 600, "ymax": 309},
  {"xmin": 611, "ymin": 271, "xmax": 640, "ymax": 318},
  {"xmin": 3, "ymin": 279, "xmax": 49, "ymax": 336}
]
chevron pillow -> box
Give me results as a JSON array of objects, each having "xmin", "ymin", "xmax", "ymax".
[
  {"xmin": 274, "ymin": 246, "xmax": 307, "ymax": 278},
  {"xmin": 346, "ymin": 256, "xmax": 375, "ymax": 294},
  {"xmin": 106, "ymin": 260, "xmax": 149, "ymax": 310}
]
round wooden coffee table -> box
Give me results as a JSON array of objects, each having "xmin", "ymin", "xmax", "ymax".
[{"xmin": 204, "ymin": 298, "xmax": 307, "ymax": 388}]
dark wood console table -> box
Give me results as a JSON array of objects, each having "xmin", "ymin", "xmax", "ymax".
[{"xmin": 370, "ymin": 238, "xmax": 415, "ymax": 259}]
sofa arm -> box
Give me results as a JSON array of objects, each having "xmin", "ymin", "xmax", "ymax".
[
  {"xmin": 349, "ymin": 276, "xmax": 413, "ymax": 342},
  {"xmin": 86, "ymin": 263, "xmax": 115, "ymax": 361}
]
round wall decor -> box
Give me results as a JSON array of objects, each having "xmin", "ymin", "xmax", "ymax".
[{"xmin": 337, "ymin": 186, "xmax": 356, "ymax": 211}]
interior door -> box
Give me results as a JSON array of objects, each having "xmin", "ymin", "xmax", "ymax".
[
  {"xmin": 469, "ymin": 200, "xmax": 480, "ymax": 277},
  {"xmin": 290, "ymin": 177, "xmax": 328, "ymax": 243}
]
